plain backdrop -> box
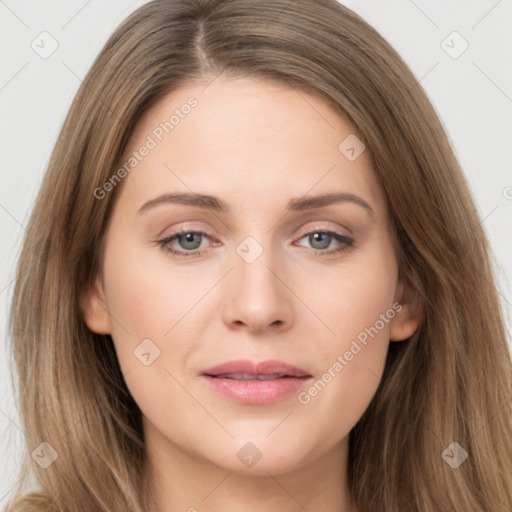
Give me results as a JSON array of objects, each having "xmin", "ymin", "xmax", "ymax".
[{"xmin": 1, "ymin": 0, "xmax": 511, "ymax": 505}]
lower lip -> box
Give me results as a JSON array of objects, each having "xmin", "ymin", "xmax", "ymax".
[{"xmin": 201, "ymin": 375, "xmax": 313, "ymax": 404}]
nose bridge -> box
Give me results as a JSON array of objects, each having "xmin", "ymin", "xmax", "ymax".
[
  {"xmin": 233, "ymin": 232, "xmax": 282, "ymax": 302},
  {"xmin": 222, "ymin": 231, "xmax": 293, "ymax": 332}
]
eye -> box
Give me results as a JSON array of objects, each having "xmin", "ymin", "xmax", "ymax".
[
  {"xmin": 294, "ymin": 230, "xmax": 354, "ymax": 257},
  {"xmin": 156, "ymin": 228, "xmax": 354, "ymax": 259},
  {"xmin": 157, "ymin": 229, "xmax": 214, "ymax": 258}
]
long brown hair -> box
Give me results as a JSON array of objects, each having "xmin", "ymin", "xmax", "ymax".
[{"xmin": 7, "ymin": 0, "xmax": 512, "ymax": 510}]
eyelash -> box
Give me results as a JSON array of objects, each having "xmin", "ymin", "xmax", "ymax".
[{"xmin": 156, "ymin": 227, "xmax": 354, "ymax": 259}]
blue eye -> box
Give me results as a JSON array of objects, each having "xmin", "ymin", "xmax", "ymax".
[
  {"xmin": 157, "ymin": 229, "xmax": 354, "ymax": 259},
  {"xmin": 297, "ymin": 231, "xmax": 354, "ymax": 256},
  {"xmin": 158, "ymin": 230, "xmax": 211, "ymax": 258}
]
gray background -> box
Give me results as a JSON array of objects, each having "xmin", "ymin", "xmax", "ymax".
[{"xmin": 1, "ymin": 0, "xmax": 511, "ymax": 504}]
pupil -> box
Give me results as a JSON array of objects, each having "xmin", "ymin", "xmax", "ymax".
[
  {"xmin": 179, "ymin": 233, "xmax": 201, "ymax": 250},
  {"xmin": 310, "ymin": 232, "xmax": 330, "ymax": 250}
]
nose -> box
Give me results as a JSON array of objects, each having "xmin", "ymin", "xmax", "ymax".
[{"xmin": 221, "ymin": 241, "xmax": 294, "ymax": 335}]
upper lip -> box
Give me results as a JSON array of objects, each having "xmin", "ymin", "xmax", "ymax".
[{"xmin": 202, "ymin": 359, "xmax": 311, "ymax": 378}]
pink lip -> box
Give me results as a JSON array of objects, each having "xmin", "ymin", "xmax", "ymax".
[{"xmin": 201, "ymin": 359, "xmax": 313, "ymax": 405}]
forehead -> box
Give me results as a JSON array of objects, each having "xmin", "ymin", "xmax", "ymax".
[{"xmin": 116, "ymin": 75, "xmax": 385, "ymax": 216}]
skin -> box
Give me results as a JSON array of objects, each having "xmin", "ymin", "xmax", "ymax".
[{"xmin": 83, "ymin": 75, "xmax": 421, "ymax": 512}]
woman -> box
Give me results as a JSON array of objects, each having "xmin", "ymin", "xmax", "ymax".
[{"xmin": 7, "ymin": 0, "xmax": 512, "ymax": 510}]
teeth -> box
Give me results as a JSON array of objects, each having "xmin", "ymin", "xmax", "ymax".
[{"xmin": 216, "ymin": 372, "xmax": 287, "ymax": 380}]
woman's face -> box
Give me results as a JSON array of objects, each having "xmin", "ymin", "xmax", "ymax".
[{"xmin": 83, "ymin": 75, "xmax": 419, "ymax": 476}]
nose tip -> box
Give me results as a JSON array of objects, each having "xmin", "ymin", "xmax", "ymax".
[{"xmin": 222, "ymin": 253, "xmax": 294, "ymax": 335}]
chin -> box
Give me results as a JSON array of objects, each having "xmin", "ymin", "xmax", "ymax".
[{"xmin": 204, "ymin": 438, "xmax": 315, "ymax": 476}]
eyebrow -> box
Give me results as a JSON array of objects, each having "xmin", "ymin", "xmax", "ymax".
[{"xmin": 137, "ymin": 191, "xmax": 374, "ymax": 216}]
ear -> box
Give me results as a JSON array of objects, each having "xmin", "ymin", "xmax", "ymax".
[
  {"xmin": 80, "ymin": 275, "xmax": 111, "ymax": 335},
  {"xmin": 389, "ymin": 275, "xmax": 422, "ymax": 342}
]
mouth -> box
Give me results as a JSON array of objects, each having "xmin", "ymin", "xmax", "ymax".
[
  {"xmin": 200, "ymin": 359, "xmax": 313, "ymax": 404},
  {"xmin": 208, "ymin": 372, "xmax": 303, "ymax": 380}
]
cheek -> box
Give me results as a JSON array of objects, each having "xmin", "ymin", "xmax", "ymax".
[
  {"xmin": 100, "ymin": 243, "xmax": 207, "ymax": 435},
  {"xmin": 104, "ymin": 227, "xmax": 212, "ymax": 327},
  {"xmin": 299, "ymin": 239, "xmax": 397, "ymax": 354},
  {"xmin": 292, "ymin": 244, "xmax": 397, "ymax": 434},
  {"xmin": 100, "ymin": 236, "xmax": 207, "ymax": 377}
]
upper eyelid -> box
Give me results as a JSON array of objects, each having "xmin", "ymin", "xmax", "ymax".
[
  {"xmin": 295, "ymin": 222, "xmax": 352, "ymax": 237},
  {"xmin": 162, "ymin": 225, "xmax": 349, "ymax": 239},
  {"xmin": 162, "ymin": 219, "xmax": 352, "ymax": 238}
]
